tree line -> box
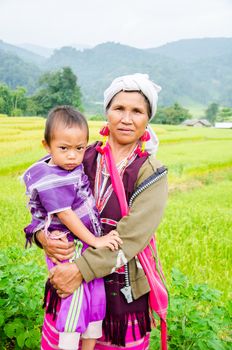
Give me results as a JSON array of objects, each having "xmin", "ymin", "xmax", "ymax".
[
  {"xmin": 0, "ymin": 66, "xmax": 232, "ymax": 124},
  {"xmin": 0, "ymin": 67, "xmax": 83, "ymax": 117}
]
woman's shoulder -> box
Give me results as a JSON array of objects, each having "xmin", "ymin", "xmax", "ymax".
[
  {"xmin": 136, "ymin": 155, "xmax": 166, "ymax": 186},
  {"xmin": 83, "ymin": 141, "xmax": 100, "ymax": 167},
  {"xmin": 147, "ymin": 154, "xmax": 163, "ymax": 170},
  {"xmin": 141, "ymin": 154, "xmax": 164, "ymax": 173},
  {"xmin": 84, "ymin": 141, "xmax": 99, "ymax": 158}
]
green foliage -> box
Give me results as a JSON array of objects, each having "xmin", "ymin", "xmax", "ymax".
[
  {"xmin": 205, "ymin": 103, "xmax": 219, "ymax": 123},
  {"xmin": 217, "ymin": 107, "xmax": 232, "ymax": 122},
  {"xmin": 88, "ymin": 114, "xmax": 105, "ymax": 121},
  {"xmin": 150, "ymin": 269, "xmax": 232, "ymax": 350},
  {"xmin": 0, "ymin": 84, "xmax": 28, "ymax": 116},
  {"xmin": 11, "ymin": 87, "xmax": 28, "ymax": 113},
  {"xmin": 24, "ymin": 98, "xmax": 40, "ymax": 116},
  {"xmin": 1, "ymin": 245, "xmax": 231, "ymax": 349},
  {"xmin": 0, "ymin": 247, "xmax": 46, "ymax": 349},
  {"xmin": 0, "ymin": 49, "xmax": 41, "ymax": 94},
  {"xmin": 0, "ymin": 84, "xmax": 12, "ymax": 115},
  {"xmin": 32, "ymin": 67, "xmax": 83, "ymax": 116},
  {"xmin": 153, "ymin": 103, "xmax": 192, "ymax": 125}
]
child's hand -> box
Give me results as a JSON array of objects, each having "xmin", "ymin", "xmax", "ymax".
[{"xmin": 93, "ymin": 230, "xmax": 122, "ymax": 251}]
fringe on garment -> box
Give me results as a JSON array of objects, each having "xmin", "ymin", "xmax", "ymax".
[
  {"xmin": 103, "ymin": 310, "xmax": 151, "ymax": 347},
  {"xmin": 24, "ymin": 232, "xmax": 34, "ymax": 248},
  {"xmin": 43, "ymin": 279, "xmax": 61, "ymax": 320}
]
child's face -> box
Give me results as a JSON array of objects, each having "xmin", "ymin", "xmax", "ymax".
[{"xmin": 43, "ymin": 124, "xmax": 88, "ymax": 171}]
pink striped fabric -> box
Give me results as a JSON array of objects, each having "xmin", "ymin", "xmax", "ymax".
[
  {"xmin": 41, "ymin": 312, "xmax": 150, "ymax": 350},
  {"xmin": 41, "ymin": 313, "xmax": 59, "ymax": 350},
  {"xmin": 95, "ymin": 320, "xmax": 150, "ymax": 350},
  {"xmin": 103, "ymin": 142, "xmax": 168, "ymax": 350}
]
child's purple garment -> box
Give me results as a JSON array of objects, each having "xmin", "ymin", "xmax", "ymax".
[{"xmin": 23, "ymin": 156, "xmax": 106, "ymax": 347}]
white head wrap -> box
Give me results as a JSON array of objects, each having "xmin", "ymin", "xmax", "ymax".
[
  {"xmin": 104, "ymin": 73, "xmax": 161, "ymax": 120},
  {"xmin": 104, "ymin": 73, "xmax": 161, "ymax": 155}
]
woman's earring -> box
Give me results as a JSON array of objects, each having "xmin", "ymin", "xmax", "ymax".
[
  {"xmin": 99, "ymin": 125, "xmax": 110, "ymax": 137},
  {"xmin": 96, "ymin": 125, "xmax": 110, "ymax": 154},
  {"xmin": 135, "ymin": 130, "xmax": 151, "ymax": 157}
]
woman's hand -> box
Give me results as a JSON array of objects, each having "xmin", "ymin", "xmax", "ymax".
[
  {"xmin": 49, "ymin": 262, "xmax": 83, "ymax": 298},
  {"xmin": 36, "ymin": 230, "xmax": 75, "ymax": 264}
]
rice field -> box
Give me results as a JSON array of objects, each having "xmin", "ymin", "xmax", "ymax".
[{"xmin": 0, "ymin": 116, "xmax": 232, "ymax": 302}]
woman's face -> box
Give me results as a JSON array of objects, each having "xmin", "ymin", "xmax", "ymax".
[{"xmin": 106, "ymin": 91, "xmax": 149, "ymax": 147}]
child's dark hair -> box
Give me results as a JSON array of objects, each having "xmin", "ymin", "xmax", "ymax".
[{"xmin": 44, "ymin": 106, "xmax": 89, "ymax": 145}]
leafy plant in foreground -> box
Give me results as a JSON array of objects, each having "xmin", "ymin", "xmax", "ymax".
[
  {"xmin": 0, "ymin": 247, "xmax": 46, "ymax": 349},
  {"xmin": 150, "ymin": 269, "xmax": 232, "ymax": 349},
  {"xmin": 1, "ymin": 247, "xmax": 231, "ymax": 349}
]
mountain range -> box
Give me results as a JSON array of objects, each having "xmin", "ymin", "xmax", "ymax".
[{"xmin": 0, "ymin": 38, "xmax": 232, "ymax": 112}]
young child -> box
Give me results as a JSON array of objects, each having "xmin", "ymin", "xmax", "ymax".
[{"xmin": 23, "ymin": 106, "xmax": 122, "ymax": 350}]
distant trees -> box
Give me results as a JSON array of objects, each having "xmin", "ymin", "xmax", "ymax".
[
  {"xmin": 0, "ymin": 50, "xmax": 41, "ymax": 94},
  {"xmin": 32, "ymin": 67, "xmax": 83, "ymax": 116},
  {"xmin": 11, "ymin": 87, "xmax": 27, "ymax": 116},
  {"xmin": 0, "ymin": 84, "xmax": 27, "ymax": 116},
  {"xmin": 0, "ymin": 84, "xmax": 12, "ymax": 115},
  {"xmin": 0, "ymin": 67, "xmax": 83, "ymax": 116},
  {"xmin": 217, "ymin": 107, "xmax": 232, "ymax": 121},
  {"xmin": 204, "ymin": 103, "xmax": 219, "ymax": 123},
  {"xmin": 153, "ymin": 103, "xmax": 192, "ymax": 125}
]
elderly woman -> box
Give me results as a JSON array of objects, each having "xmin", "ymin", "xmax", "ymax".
[{"xmin": 37, "ymin": 73, "xmax": 168, "ymax": 350}]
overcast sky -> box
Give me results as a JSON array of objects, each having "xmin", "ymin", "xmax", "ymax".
[{"xmin": 1, "ymin": 0, "xmax": 232, "ymax": 49}]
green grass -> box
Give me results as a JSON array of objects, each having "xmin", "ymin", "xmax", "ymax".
[
  {"xmin": 1, "ymin": 117, "xmax": 232, "ymax": 303},
  {"xmin": 157, "ymin": 178, "xmax": 232, "ymax": 300}
]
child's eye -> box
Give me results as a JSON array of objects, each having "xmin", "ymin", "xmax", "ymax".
[
  {"xmin": 76, "ymin": 146, "xmax": 85, "ymax": 151},
  {"xmin": 59, "ymin": 146, "xmax": 67, "ymax": 151}
]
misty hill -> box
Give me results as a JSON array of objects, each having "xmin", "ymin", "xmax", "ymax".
[
  {"xmin": 19, "ymin": 43, "xmax": 54, "ymax": 58},
  {"xmin": 44, "ymin": 43, "xmax": 179, "ymax": 106},
  {"xmin": 0, "ymin": 50, "xmax": 41, "ymax": 93},
  {"xmin": 45, "ymin": 40, "xmax": 232, "ymax": 109},
  {"xmin": 147, "ymin": 37, "xmax": 232, "ymax": 62},
  {"xmin": 0, "ymin": 38, "xmax": 232, "ymax": 110},
  {"xmin": 0, "ymin": 39, "xmax": 45, "ymax": 65},
  {"xmin": 19, "ymin": 43, "xmax": 92, "ymax": 58}
]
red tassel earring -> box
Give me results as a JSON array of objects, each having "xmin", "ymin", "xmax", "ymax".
[
  {"xmin": 99, "ymin": 125, "xmax": 110, "ymax": 137},
  {"xmin": 96, "ymin": 125, "xmax": 110, "ymax": 154},
  {"xmin": 135, "ymin": 130, "xmax": 150, "ymax": 157}
]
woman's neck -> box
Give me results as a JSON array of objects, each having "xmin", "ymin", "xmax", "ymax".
[{"xmin": 108, "ymin": 138, "xmax": 137, "ymax": 163}]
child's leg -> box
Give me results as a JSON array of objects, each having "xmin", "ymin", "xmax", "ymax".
[
  {"xmin": 81, "ymin": 338, "xmax": 96, "ymax": 350},
  {"xmin": 81, "ymin": 320, "xmax": 102, "ymax": 350}
]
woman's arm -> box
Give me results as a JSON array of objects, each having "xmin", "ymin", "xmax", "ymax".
[{"xmin": 76, "ymin": 171, "xmax": 168, "ymax": 282}]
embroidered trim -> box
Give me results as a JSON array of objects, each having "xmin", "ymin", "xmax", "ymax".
[{"xmin": 101, "ymin": 218, "xmax": 118, "ymax": 226}]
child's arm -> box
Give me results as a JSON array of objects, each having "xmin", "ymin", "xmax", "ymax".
[{"xmin": 57, "ymin": 209, "xmax": 122, "ymax": 250}]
